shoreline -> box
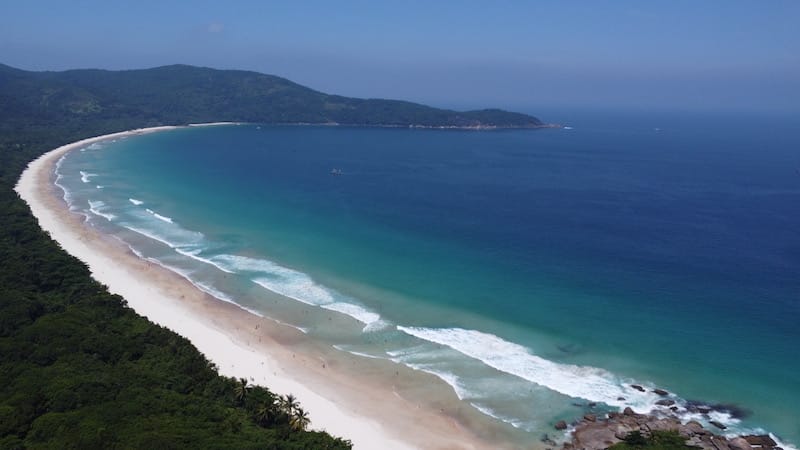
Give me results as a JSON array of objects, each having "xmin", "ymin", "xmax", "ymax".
[{"xmin": 15, "ymin": 125, "xmax": 517, "ymax": 450}]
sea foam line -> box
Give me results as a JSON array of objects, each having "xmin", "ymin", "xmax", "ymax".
[
  {"xmin": 145, "ymin": 208, "xmax": 174, "ymax": 223},
  {"xmin": 88, "ymin": 200, "xmax": 116, "ymax": 221},
  {"xmin": 178, "ymin": 252, "xmax": 386, "ymax": 331},
  {"xmin": 397, "ymin": 326, "xmax": 650, "ymax": 410},
  {"xmin": 79, "ymin": 170, "xmax": 97, "ymax": 183}
]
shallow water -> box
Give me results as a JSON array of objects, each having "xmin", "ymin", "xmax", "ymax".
[{"xmin": 56, "ymin": 111, "xmax": 800, "ymax": 446}]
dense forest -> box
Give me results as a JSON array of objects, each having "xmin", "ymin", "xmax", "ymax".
[{"xmin": 0, "ymin": 63, "xmax": 544, "ymax": 129}]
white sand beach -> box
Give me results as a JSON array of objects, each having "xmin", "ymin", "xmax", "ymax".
[{"xmin": 15, "ymin": 126, "xmax": 506, "ymax": 450}]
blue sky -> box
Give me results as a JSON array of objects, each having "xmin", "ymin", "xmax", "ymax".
[{"xmin": 1, "ymin": 1, "xmax": 798, "ymax": 113}]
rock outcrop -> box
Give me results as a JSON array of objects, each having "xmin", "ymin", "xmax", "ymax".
[{"xmin": 559, "ymin": 410, "xmax": 783, "ymax": 450}]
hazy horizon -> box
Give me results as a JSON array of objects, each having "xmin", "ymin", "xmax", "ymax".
[{"xmin": 1, "ymin": 1, "xmax": 798, "ymax": 114}]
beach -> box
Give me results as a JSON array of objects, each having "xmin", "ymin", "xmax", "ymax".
[{"xmin": 15, "ymin": 126, "xmax": 512, "ymax": 450}]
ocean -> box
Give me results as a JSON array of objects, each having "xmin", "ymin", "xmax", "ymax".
[{"xmin": 55, "ymin": 110, "xmax": 800, "ymax": 447}]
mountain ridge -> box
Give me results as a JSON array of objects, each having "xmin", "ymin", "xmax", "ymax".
[{"xmin": 0, "ymin": 63, "xmax": 549, "ymax": 130}]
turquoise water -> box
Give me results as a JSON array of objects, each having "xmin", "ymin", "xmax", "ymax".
[{"xmin": 56, "ymin": 113, "xmax": 800, "ymax": 446}]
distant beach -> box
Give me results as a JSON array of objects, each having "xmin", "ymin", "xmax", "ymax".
[{"xmin": 16, "ymin": 126, "xmax": 516, "ymax": 450}]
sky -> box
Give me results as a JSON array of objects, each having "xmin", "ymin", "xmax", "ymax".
[{"xmin": 1, "ymin": 0, "xmax": 798, "ymax": 113}]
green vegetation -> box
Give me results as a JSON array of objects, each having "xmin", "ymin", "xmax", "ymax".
[
  {"xmin": 0, "ymin": 63, "xmax": 544, "ymax": 128},
  {"xmin": 610, "ymin": 431, "xmax": 697, "ymax": 450}
]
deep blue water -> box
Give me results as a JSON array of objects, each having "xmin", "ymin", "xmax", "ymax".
[{"xmin": 58, "ymin": 111, "xmax": 800, "ymax": 445}]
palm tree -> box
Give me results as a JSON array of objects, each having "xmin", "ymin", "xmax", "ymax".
[
  {"xmin": 290, "ymin": 407, "xmax": 311, "ymax": 431},
  {"xmin": 233, "ymin": 377, "xmax": 250, "ymax": 404},
  {"xmin": 280, "ymin": 393, "xmax": 299, "ymax": 416},
  {"xmin": 255, "ymin": 400, "xmax": 274, "ymax": 426}
]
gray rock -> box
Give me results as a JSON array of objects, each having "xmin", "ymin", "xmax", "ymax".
[
  {"xmin": 729, "ymin": 437, "xmax": 754, "ymax": 450},
  {"xmin": 744, "ymin": 435, "xmax": 777, "ymax": 448},
  {"xmin": 623, "ymin": 407, "xmax": 635, "ymax": 416},
  {"xmin": 584, "ymin": 414, "xmax": 597, "ymax": 422},
  {"xmin": 712, "ymin": 436, "xmax": 732, "ymax": 450},
  {"xmin": 555, "ymin": 420, "xmax": 568, "ymax": 430},
  {"xmin": 687, "ymin": 436, "xmax": 710, "ymax": 450},
  {"xmin": 656, "ymin": 399, "xmax": 676, "ymax": 407},
  {"xmin": 653, "ymin": 388, "xmax": 669, "ymax": 396},
  {"xmin": 631, "ymin": 384, "xmax": 646, "ymax": 392},
  {"xmin": 710, "ymin": 420, "xmax": 728, "ymax": 430},
  {"xmin": 684, "ymin": 421, "xmax": 706, "ymax": 434}
]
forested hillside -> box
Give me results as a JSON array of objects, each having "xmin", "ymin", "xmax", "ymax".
[
  {"xmin": 0, "ymin": 63, "xmax": 544, "ymax": 129},
  {"xmin": 0, "ymin": 68, "xmax": 359, "ymax": 448}
]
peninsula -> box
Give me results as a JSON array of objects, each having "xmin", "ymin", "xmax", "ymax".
[{"xmin": 0, "ymin": 63, "xmax": 548, "ymax": 130}]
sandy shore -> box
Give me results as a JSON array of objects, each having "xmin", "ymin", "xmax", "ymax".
[{"xmin": 15, "ymin": 126, "xmax": 513, "ymax": 450}]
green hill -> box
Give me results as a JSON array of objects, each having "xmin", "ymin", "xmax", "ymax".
[{"xmin": 0, "ymin": 63, "xmax": 545, "ymax": 129}]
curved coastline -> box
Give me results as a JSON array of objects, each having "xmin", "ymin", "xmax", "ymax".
[{"xmin": 15, "ymin": 124, "xmax": 511, "ymax": 450}]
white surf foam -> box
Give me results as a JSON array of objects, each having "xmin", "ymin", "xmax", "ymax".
[
  {"xmin": 362, "ymin": 319, "xmax": 393, "ymax": 333},
  {"xmin": 212, "ymin": 254, "xmax": 295, "ymax": 275},
  {"xmin": 770, "ymin": 434, "xmax": 798, "ymax": 450},
  {"xmin": 397, "ymin": 326, "xmax": 654, "ymax": 410},
  {"xmin": 169, "ymin": 250, "xmax": 385, "ymax": 331},
  {"xmin": 193, "ymin": 281, "xmax": 265, "ymax": 318},
  {"xmin": 123, "ymin": 225, "xmax": 181, "ymax": 249},
  {"xmin": 469, "ymin": 402, "xmax": 529, "ymax": 430},
  {"xmin": 55, "ymin": 154, "xmax": 67, "ymax": 171},
  {"xmin": 174, "ymin": 248, "xmax": 234, "ymax": 273},
  {"xmin": 53, "ymin": 156, "xmax": 73, "ymax": 206},
  {"xmin": 129, "ymin": 198, "xmax": 144, "ymax": 206},
  {"xmin": 322, "ymin": 302, "xmax": 380, "ymax": 325},
  {"xmin": 201, "ymin": 254, "xmax": 384, "ymax": 330},
  {"xmin": 123, "ymin": 209, "xmax": 203, "ymax": 249},
  {"xmin": 145, "ymin": 208, "xmax": 174, "ymax": 223},
  {"xmin": 54, "ymin": 177, "xmax": 72, "ymax": 206},
  {"xmin": 88, "ymin": 200, "xmax": 115, "ymax": 221},
  {"xmin": 332, "ymin": 345, "xmax": 384, "ymax": 360},
  {"xmin": 253, "ymin": 276, "xmax": 334, "ymax": 306},
  {"xmin": 399, "ymin": 363, "xmax": 472, "ymax": 401},
  {"xmin": 79, "ymin": 171, "xmax": 97, "ymax": 183}
]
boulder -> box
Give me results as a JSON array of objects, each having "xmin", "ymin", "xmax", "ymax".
[
  {"xmin": 729, "ymin": 437, "xmax": 754, "ymax": 450},
  {"xmin": 653, "ymin": 388, "xmax": 669, "ymax": 396},
  {"xmin": 743, "ymin": 435, "xmax": 777, "ymax": 449},
  {"xmin": 583, "ymin": 414, "xmax": 597, "ymax": 422},
  {"xmin": 684, "ymin": 421, "xmax": 706, "ymax": 434},
  {"xmin": 711, "ymin": 436, "xmax": 732, "ymax": 450},
  {"xmin": 656, "ymin": 399, "xmax": 676, "ymax": 407},
  {"xmin": 687, "ymin": 436, "xmax": 712, "ymax": 450},
  {"xmin": 623, "ymin": 407, "xmax": 635, "ymax": 416},
  {"xmin": 555, "ymin": 420, "xmax": 568, "ymax": 430},
  {"xmin": 631, "ymin": 384, "xmax": 646, "ymax": 392}
]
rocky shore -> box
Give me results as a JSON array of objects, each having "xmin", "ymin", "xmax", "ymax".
[{"xmin": 553, "ymin": 408, "xmax": 782, "ymax": 450}]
